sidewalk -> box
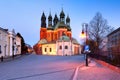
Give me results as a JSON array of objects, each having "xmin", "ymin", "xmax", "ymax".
[
  {"xmin": 0, "ymin": 54, "xmax": 29, "ymax": 63},
  {"xmin": 77, "ymin": 60, "xmax": 120, "ymax": 80}
]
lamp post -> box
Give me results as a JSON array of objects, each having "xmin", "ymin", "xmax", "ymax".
[{"xmin": 81, "ymin": 23, "xmax": 89, "ymax": 66}]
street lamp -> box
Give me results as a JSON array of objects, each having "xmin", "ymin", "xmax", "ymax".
[{"xmin": 81, "ymin": 23, "xmax": 89, "ymax": 66}]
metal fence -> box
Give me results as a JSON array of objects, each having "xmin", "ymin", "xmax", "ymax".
[{"xmin": 89, "ymin": 52, "xmax": 120, "ymax": 67}]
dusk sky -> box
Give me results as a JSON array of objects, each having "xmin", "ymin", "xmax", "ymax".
[{"xmin": 0, "ymin": 0, "xmax": 120, "ymax": 46}]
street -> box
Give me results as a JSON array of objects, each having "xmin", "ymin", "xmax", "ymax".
[
  {"xmin": 0, "ymin": 54, "xmax": 120, "ymax": 80},
  {"xmin": 0, "ymin": 54, "xmax": 84, "ymax": 80}
]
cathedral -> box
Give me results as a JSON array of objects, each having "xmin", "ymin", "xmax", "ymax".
[{"xmin": 33, "ymin": 10, "xmax": 81, "ymax": 56}]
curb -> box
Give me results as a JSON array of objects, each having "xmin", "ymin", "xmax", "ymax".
[
  {"xmin": 72, "ymin": 66, "xmax": 79, "ymax": 80},
  {"xmin": 72, "ymin": 64, "xmax": 84, "ymax": 80},
  {"xmin": 95, "ymin": 59, "xmax": 120, "ymax": 73}
]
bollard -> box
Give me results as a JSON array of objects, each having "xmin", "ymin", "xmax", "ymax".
[
  {"xmin": 85, "ymin": 53, "xmax": 88, "ymax": 66},
  {"xmin": 1, "ymin": 56, "xmax": 3, "ymax": 62},
  {"xmin": 12, "ymin": 54, "xmax": 14, "ymax": 59}
]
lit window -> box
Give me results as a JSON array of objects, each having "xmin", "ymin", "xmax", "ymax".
[
  {"xmin": 45, "ymin": 48, "xmax": 47, "ymax": 52},
  {"xmin": 65, "ymin": 46, "xmax": 68, "ymax": 49},
  {"xmin": 50, "ymin": 48, "xmax": 52, "ymax": 52},
  {"xmin": 59, "ymin": 46, "xmax": 62, "ymax": 49}
]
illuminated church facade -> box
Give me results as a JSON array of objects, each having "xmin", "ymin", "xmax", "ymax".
[{"xmin": 33, "ymin": 10, "xmax": 81, "ymax": 56}]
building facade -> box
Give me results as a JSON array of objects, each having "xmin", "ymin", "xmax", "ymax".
[
  {"xmin": 15, "ymin": 35, "xmax": 21, "ymax": 55},
  {"xmin": 34, "ymin": 10, "xmax": 81, "ymax": 55},
  {"xmin": 107, "ymin": 27, "xmax": 120, "ymax": 56},
  {"xmin": 0, "ymin": 27, "xmax": 9, "ymax": 57},
  {"xmin": 0, "ymin": 27, "xmax": 21, "ymax": 58}
]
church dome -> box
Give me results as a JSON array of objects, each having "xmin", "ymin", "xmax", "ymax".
[
  {"xmin": 59, "ymin": 35, "xmax": 70, "ymax": 41},
  {"xmin": 60, "ymin": 9, "xmax": 65, "ymax": 18},
  {"xmin": 66, "ymin": 15, "xmax": 70, "ymax": 22},
  {"xmin": 48, "ymin": 13, "xmax": 52, "ymax": 21},
  {"xmin": 72, "ymin": 38, "xmax": 79, "ymax": 44},
  {"xmin": 54, "ymin": 21, "xmax": 69, "ymax": 30},
  {"xmin": 38, "ymin": 39, "xmax": 47, "ymax": 44}
]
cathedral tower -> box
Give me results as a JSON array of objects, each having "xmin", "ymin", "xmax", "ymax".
[
  {"xmin": 40, "ymin": 12, "xmax": 47, "ymax": 40},
  {"xmin": 53, "ymin": 14, "xmax": 58, "ymax": 27},
  {"xmin": 66, "ymin": 15, "xmax": 72, "ymax": 39},
  {"xmin": 60, "ymin": 9, "xmax": 65, "ymax": 22},
  {"xmin": 47, "ymin": 12, "xmax": 53, "ymax": 42}
]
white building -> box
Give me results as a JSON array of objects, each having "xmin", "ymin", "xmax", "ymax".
[
  {"xmin": 8, "ymin": 29, "xmax": 21, "ymax": 56},
  {"xmin": 57, "ymin": 36, "xmax": 81, "ymax": 56},
  {"xmin": 0, "ymin": 27, "xmax": 9, "ymax": 57},
  {"xmin": 0, "ymin": 27, "xmax": 21, "ymax": 58}
]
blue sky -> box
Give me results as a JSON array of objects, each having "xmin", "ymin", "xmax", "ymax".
[{"xmin": 0, "ymin": 0, "xmax": 120, "ymax": 46}]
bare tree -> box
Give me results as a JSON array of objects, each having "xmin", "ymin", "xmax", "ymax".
[{"xmin": 89, "ymin": 12, "xmax": 113, "ymax": 51}]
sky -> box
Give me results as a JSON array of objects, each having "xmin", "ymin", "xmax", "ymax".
[{"xmin": 0, "ymin": 0, "xmax": 120, "ymax": 46}]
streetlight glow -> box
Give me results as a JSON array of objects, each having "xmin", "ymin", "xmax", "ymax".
[{"xmin": 80, "ymin": 32, "xmax": 86, "ymax": 39}]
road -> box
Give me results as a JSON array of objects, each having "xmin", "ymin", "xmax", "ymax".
[
  {"xmin": 0, "ymin": 54, "xmax": 120, "ymax": 80},
  {"xmin": 0, "ymin": 54, "xmax": 84, "ymax": 80}
]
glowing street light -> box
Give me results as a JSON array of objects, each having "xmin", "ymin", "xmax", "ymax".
[{"xmin": 81, "ymin": 23, "xmax": 89, "ymax": 66}]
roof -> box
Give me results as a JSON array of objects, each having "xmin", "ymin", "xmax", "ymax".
[
  {"xmin": 38, "ymin": 39, "xmax": 47, "ymax": 44},
  {"xmin": 72, "ymin": 37, "xmax": 79, "ymax": 44},
  {"xmin": 54, "ymin": 21, "xmax": 66, "ymax": 29},
  {"xmin": 59, "ymin": 35, "xmax": 70, "ymax": 41},
  {"xmin": 107, "ymin": 27, "xmax": 120, "ymax": 37},
  {"xmin": 54, "ymin": 21, "xmax": 71, "ymax": 30},
  {"xmin": 0, "ymin": 27, "xmax": 8, "ymax": 34}
]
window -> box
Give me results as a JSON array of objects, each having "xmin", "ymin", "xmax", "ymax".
[
  {"xmin": 45, "ymin": 48, "xmax": 47, "ymax": 52},
  {"xmin": 65, "ymin": 46, "xmax": 68, "ymax": 49},
  {"xmin": 0, "ymin": 45, "xmax": 1, "ymax": 54},
  {"xmin": 59, "ymin": 46, "xmax": 62, "ymax": 49},
  {"xmin": 0, "ymin": 33, "xmax": 2, "ymax": 40},
  {"xmin": 50, "ymin": 48, "xmax": 52, "ymax": 52}
]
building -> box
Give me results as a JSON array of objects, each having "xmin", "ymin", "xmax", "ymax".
[
  {"xmin": 0, "ymin": 27, "xmax": 21, "ymax": 58},
  {"xmin": 99, "ymin": 37, "xmax": 108, "ymax": 56},
  {"xmin": 8, "ymin": 29, "xmax": 22, "ymax": 56},
  {"xmin": 25, "ymin": 43, "xmax": 33, "ymax": 53},
  {"xmin": 107, "ymin": 27, "xmax": 120, "ymax": 56},
  {"xmin": 15, "ymin": 35, "xmax": 21, "ymax": 55},
  {"xmin": 34, "ymin": 10, "xmax": 81, "ymax": 55},
  {"xmin": 0, "ymin": 27, "xmax": 9, "ymax": 58}
]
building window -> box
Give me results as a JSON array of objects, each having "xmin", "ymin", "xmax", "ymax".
[
  {"xmin": 45, "ymin": 48, "xmax": 47, "ymax": 52},
  {"xmin": 0, "ymin": 33, "xmax": 2, "ymax": 40},
  {"xmin": 0, "ymin": 45, "xmax": 1, "ymax": 54},
  {"xmin": 65, "ymin": 46, "xmax": 68, "ymax": 49},
  {"xmin": 50, "ymin": 48, "xmax": 52, "ymax": 52},
  {"xmin": 59, "ymin": 46, "xmax": 62, "ymax": 49}
]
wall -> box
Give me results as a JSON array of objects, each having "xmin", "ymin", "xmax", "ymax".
[
  {"xmin": 42, "ymin": 43, "xmax": 56, "ymax": 55},
  {"xmin": 57, "ymin": 41, "xmax": 72, "ymax": 56},
  {"xmin": 0, "ymin": 29, "xmax": 8, "ymax": 57}
]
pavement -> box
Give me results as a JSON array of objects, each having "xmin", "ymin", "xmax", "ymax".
[
  {"xmin": 0, "ymin": 54, "xmax": 120, "ymax": 80},
  {"xmin": 76, "ymin": 60, "xmax": 120, "ymax": 80}
]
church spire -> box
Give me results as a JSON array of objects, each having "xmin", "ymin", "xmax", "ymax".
[
  {"xmin": 66, "ymin": 15, "xmax": 70, "ymax": 26},
  {"xmin": 60, "ymin": 8, "xmax": 65, "ymax": 22},
  {"xmin": 48, "ymin": 12, "xmax": 52, "ymax": 27},
  {"xmin": 41, "ymin": 12, "xmax": 46, "ymax": 28},
  {"xmin": 53, "ymin": 14, "xmax": 58, "ymax": 26}
]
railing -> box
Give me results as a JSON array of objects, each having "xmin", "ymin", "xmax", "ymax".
[{"xmin": 89, "ymin": 51, "xmax": 120, "ymax": 67}]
